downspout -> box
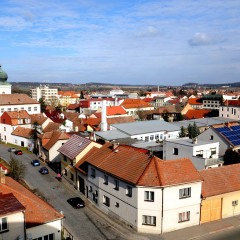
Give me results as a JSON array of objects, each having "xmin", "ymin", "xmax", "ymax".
[
  {"xmin": 161, "ymin": 188, "xmax": 164, "ymax": 235},
  {"xmin": 23, "ymin": 210, "xmax": 27, "ymax": 240}
]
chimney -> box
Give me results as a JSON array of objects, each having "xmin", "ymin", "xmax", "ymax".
[
  {"xmin": 112, "ymin": 142, "xmax": 119, "ymax": 152},
  {"xmin": 75, "ymin": 126, "xmax": 79, "ymax": 132},
  {"xmin": 0, "ymin": 168, "xmax": 5, "ymax": 184},
  {"xmin": 101, "ymin": 100, "xmax": 108, "ymax": 131}
]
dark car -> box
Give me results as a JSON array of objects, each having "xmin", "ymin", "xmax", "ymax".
[
  {"xmin": 31, "ymin": 159, "xmax": 40, "ymax": 166},
  {"xmin": 14, "ymin": 150, "xmax": 23, "ymax": 155},
  {"xmin": 39, "ymin": 167, "xmax": 49, "ymax": 175},
  {"xmin": 8, "ymin": 147, "xmax": 16, "ymax": 152},
  {"xmin": 67, "ymin": 197, "xmax": 85, "ymax": 209}
]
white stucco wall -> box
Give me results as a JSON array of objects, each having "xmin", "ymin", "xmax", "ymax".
[
  {"xmin": 0, "ymin": 211, "xmax": 25, "ymax": 240},
  {"xmin": 27, "ymin": 219, "xmax": 62, "ymax": 240}
]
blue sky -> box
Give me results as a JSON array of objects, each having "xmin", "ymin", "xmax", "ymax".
[{"xmin": 1, "ymin": 0, "xmax": 240, "ymax": 86}]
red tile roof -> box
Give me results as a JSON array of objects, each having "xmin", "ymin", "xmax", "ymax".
[
  {"xmin": 106, "ymin": 106, "xmax": 127, "ymax": 116},
  {"xmin": 121, "ymin": 99, "xmax": 152, "ymax": 109},
  {"xmin": 200, "ymin": 164, "xmax": 240, "ymax": 198},
  {"xmin": 5, "ymin": 110, "xmax": 30, "ymax": 119},
  {"xmin": 43, "ymin": 130, "xmax": 70, "ymax": 150},
  {"xmin": 12, "ymin": 127, "xmax": 33, "ymax": 139},
  {"xmin": 188, "ymin": 98, "xmax": 202, "ymax": 105},
  {"xmin": 224, "ymin": 99, "xmax": 240, "ymax": 106},
  {"xmin": 184, "ymin": 109, "xmax": 211, "ymax": 119},
  {"xmin": 30, "ymin": 113, "xmax": 49, "ymax": 125},
  {"xmin": 78, "ymin": 143, "xmax": 202, "ymax": 186},
  {"xmin": 0, "ymin": 177, "xmax": 63, "ymax": 228},
  {"xmin": 0, "ymin": 193, "xmax": 25, "ymax": 217},
  {"xmin": 0, "ymin": 94, "xmax": 39, "ymax": 105},
  {"xmin": 43, "ymin": 122, "xmax": 61, "ymax": 132}
]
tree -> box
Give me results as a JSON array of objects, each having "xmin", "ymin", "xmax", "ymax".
[
  {"xmin": 162, "ymin": 110, "xmax": 169, "ymax": 122},
  {"xmin": 80, "ymin": 91, "xmax": 84, "ymax": 99},
  {"xmin": 32, "ymin": 121, "xmax": 40, "ymax": 155},
  {"xmin": 188, "ymin": 122, "xmax": 200, "ymax": 139},
  {"xmin": 135, "ymin": 110, "xmax": 147, "ymax": 121},
  {"xmin": 223, "ymin": 148, "xmax": 240, "ymax": 165},
  {"xmin": 8, "ymin": 156, "xmax": 26, "ymax": 182},
  {"xmin": 39, "ymin": 98, "xmax": 47, "ymax": 113},
  {"xmin": 179, "ymin": 126, "xmax": 186, "ymax": 137}
]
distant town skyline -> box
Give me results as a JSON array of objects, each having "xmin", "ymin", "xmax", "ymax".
[{"xmin": 1, "ymin": 0, "xmax": 240, "ymax": 86}]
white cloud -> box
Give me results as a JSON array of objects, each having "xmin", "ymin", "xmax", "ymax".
[{"xmin": 188, "ymin": 33, "xmax": 216, "ymax": 46}]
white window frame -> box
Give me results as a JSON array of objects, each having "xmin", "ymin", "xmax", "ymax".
[
  {"xmin": 142, "ymin": 215, "xmax": 156, "ymax": 226},
  {"xmin": 178, "ymin": 211, "xmax": 190, "ymax": 223},
  {"xmin": 179, "ymin": 187, "xmax": 191, "ymax": 199},
  {"xmin": 144, "ymin": 191, "xmax": 154, "ymax": 202}
]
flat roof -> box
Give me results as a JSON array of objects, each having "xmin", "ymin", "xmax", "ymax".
[
  {"xmin": 95, "ymin": 129, "xmax": 130, "ymax": 141},
  {"xmin": 165, "ymin": 137, "xmax": 218, "ymax": 147},
  {"xmin": 111, "ymin": 120, "xmax": 180, "ymax": 135}
]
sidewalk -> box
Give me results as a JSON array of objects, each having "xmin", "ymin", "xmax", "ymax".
[{"xmin": 61, "ymin": 176, "xmax": 240, "ymax": 240}]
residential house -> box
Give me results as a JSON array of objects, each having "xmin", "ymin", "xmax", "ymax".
[
  {"xmin": 197, "ymin": 122, "xmax": 240, "ymax": 157},
  {"xmin": 0, "ymin": 94, "xmax": 41, "ymax": 116},
  {"xmin": 202, "ymin": 94, "xmax": 223, "ymax": 110},
  {"xmin": 40, "ymin": 130, "xmax": 70, "ymax": 163},
  {"xmin": 219, "ymin": 99, "xmax": 240, "ymax": 120},
  {"xmin": 121, "ymin": 99, "xmax": 154, "ymax": 118},
  {"xmin": 58, "ymin": 134, "xmax": 102, "ymax": 186},
  {"xmin": 199, "ymin": 164, "xmax": 240, "ymax": 223},
  {"xmin": 31, "ymin": 113, "xmax": 53, "ymax": 132},
  {"xmin": 0, "ymin": 192, "xmax": 25, "ymax": 240},
  {"xmin": 181, "ymin": 98, "xmax": 203, "ymax": 116},
  {"xmin": 0, "ymin": 174, "xmax": 63, "ymax": 240},
  {"xmin": 0, "ymin": 110, "xmax": 31, "ymax": 144},
  {"xmin": 11, "ymin": 127, "xmax": 34, "ymax": 150},
  {"xmin": 184, "ymin": 109, "xmax": 211, "ymax": 120},
  {"xmin": 58, "ymin": 91, "xmax": 80, "ymax": 107},
  {"xmin": 75, "ymin": 143, "xmax": 203, "ymax": 234},
  {"xmin": 163, "ymin": 137, "xmax": 222, "ymax": 170}
]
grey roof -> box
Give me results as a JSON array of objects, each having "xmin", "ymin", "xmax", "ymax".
[
  {"xmin": 95, "ymin": 129, "xmax": 130, "ymax": 141},
  {"xmin": 111, "ymin": 120, "xmax": 180, "ymax": 135},
  {"xmin": 171, "ymin": 117, "xmax": 238, "ymax": 129},
  {"xmin": 58, "ymin": 134, "xmax": 92, "ymax": 159},
  {"xmin": 165, "ymin": 137, "xmax": 218, "ymax": 147}
]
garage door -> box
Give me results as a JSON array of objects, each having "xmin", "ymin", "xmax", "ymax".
[{"xmin": 201, "ymin": 198, "xmax": 222, "ymax": 223}]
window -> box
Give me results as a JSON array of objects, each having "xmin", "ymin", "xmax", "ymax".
[
  {"xmin": 210, "ymin": 135, "xmax": 213, "ymax": 140},
  {"xmin": 179, "ymin": 187, "xmax": 191, "ymax": 199},
  {"xmin": 126, "ymin": 185, "xmax": 132, "ymax": 197},
  {"xmin": 3, "ymin": 127, "xmax": 6, "ymax": 131},
  {"xmin": 145, "ymin": 136, "xmax": 149, "ymax": 141},
  {"xmin": 7, "ymin": 108, "xmax": 11, "ymax": 111},
  {"xmin": 103, "ymin": 195, "xmax": 110, "ymax": 207},
  {"xmin": 142, "ymin": 215, "xmax": 156, "ymax": 226},
  {"xmin": 70, "ymin": 173, "xmax": 74, "ymax": 181},
  {"xmin": 1, "ymin": 108, "xmax": 4, "ymax": 113},
  {"xmin": 210, "ymin": 148, "xmax": 216, "ymax": 155},
  {"xmin": 115, "ymin": 202, "xmax": 119, "ymax": 207},
  {"xmin": 28, "ymin": 107, "xmax": 31, "ymax": 112},
  {"xmin": 33, "ymin": 234, "xmax": 54, "ymax": 240},
  {"xmin": 104, "ymin": 174, "xmax": 108, "ymax": 185},
  {"xmin": 232, "ymin": 200, "xmax": 238, "ymax": 206},
  {"xmin": 178, "ymin": 211, "xmax": 190, "ymax": 222},
  {"xmin": 150, "ymin": 135, "xmax": 154, "ymax": 140},
  {"xmin": 114, "ymin": 179, "xmax": 119, "ymax": 190},
  {"xmin": 91, "ymin": 168, "xmax": 96, "ymax": 178},
  {"xmin": 64, "ymin": 169, "xmax": 67, "ymax": 176},
  {"xmin": 34, "ymin": 107, "xmax": 38, "ymax": 111},
  {"xmin": 0, "ymin": 217, "xmax": 8, "ymax": 232},
  {"xmin": 63, "ymin": 155, "xmax": 67, "ymax": 162},
  {"xmin": 173, "ymin": 148, "xmax": 178, "ymax": 155},
  {"xmin": 144, "ymin": 191, "xmax": 154, "ymax": 202},
  {"xmin": 14, "ymin": 108, "xmax": 18, "ymax": 111}
]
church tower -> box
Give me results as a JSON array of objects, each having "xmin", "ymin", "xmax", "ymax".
[{"xmin": 0, "ymin": 64, "xmax": 11, "ymax": 94}]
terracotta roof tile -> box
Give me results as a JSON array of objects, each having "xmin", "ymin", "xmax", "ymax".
[
  {"xmin": 121, "ymin": 99, "xmax": 152, "ymax": 109},
  {"xmin": 5, "ymin": 110, "xmax": 30, "ymax": 119},
  {"xmin": 30, "ymin": 113, "xmax": 49, "ymax": 125},
  {"xmin": 0, "ymin": 94, "xmax": 39, "ymax": 105},
  {"xmin": 185, "ymin": 109, "xmax": 211, "ymax": 119},
  {"xmin": 0, "ymin": 193, "xmax": 25, "ymax": 216},
  {"xmin": 188, "ymin": 98, "xmax": 202, "ymax": 105},
  {"xmin": 12, "ymin": 126, "xmax": 33, "ymax": 139},
  {"xmin": 224, "ymin": 100, "xmax": 240, "ymax": 106},
  {"xmin": 0, "ymin": 177, "xmax": 63, "ymax": 228},
  {"xmin": 200, "ymin": 164, "xmax": 240, "ymax": 198},
  {"xmin": 43, "ymin": 130, "xmax": 70, "ymax": 150},
  {"xmin": 106, "ymin": 106, "xmax": 127, "ymax": 116},
  {"xmin": 43, "ymin": 122, "xmax": 61, "ymax": 132},
  {"xmin": 80, "ymin": 143, "xmax": 201, "ymax": 186}
]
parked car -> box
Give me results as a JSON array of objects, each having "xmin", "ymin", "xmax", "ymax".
[
  {"xmin": 31, "ymin": 159, "xmax": 40, "ymax": 166},
  {"xmin": 67, "ymin": 197, "xmax": 85, "ymax": 209},
  {"xmin": 39, "ymin": 167, "xmax": 49, "ymax": 175},
  {"xmin": 8, "ymin": 147, "xmax": 16, "ymax": 152},
  {"xmin": 14, "ymin": 150, "xmax": 23, "ymax": 155}
]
